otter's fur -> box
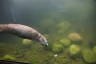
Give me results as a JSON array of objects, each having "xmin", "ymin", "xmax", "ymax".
[{"xmin": 0, "ymin": 24, "xmax": 48, "ymax": 46}]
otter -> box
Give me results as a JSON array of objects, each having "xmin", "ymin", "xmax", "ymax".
[{"xmin": 0, "ymin": 24, "xmax": 48, "ymax": 47}]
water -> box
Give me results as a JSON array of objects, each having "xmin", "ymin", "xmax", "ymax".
[{"xmin": 0, "ymin": 0, "xmax": 96, "ymax": 64}]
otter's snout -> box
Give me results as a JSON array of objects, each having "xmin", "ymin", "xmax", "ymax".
[
  {"xmin": 38, "ymin": 35, "xmax": 48, "ymax": 47},
  {"xmin": 42, "ymin": 42, "xmax": 48, "ymax": 47}
]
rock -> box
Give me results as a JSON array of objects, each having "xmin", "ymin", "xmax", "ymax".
[
  {"xmin": 52, "ymin": 43, "xmax": 63, "ymax": 53},
  {"xmin": 82, "ymin": 49, "xmax": 96, "ymax": 63},
  {"xmin": 69, "ymin": 44, "xmax": 80, "ymax": 55},
  {"xmin": 22, "ymin": 39, "xmax": 32, "ymax": 45},
  {"xmin": 3, "ymin": 55, "xmax": 16, "ymax": 61},
  {"xmin": 93, "ymin": 46, "xmax": 96, "ymax": 55},
  {"xmin": 60, "ymin": 38, "xmax": 71, "ymax": 47},
  {"xmin": 68, "ymin": 32, "xmax": 82, "ymax": 41}
]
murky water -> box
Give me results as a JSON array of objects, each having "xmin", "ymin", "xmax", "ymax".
[{"xmin": 0, "ymin": 0, "xmax": 96, "ymax": 64}]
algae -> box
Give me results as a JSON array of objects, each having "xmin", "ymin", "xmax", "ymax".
[
  {"xmin": 52, "ymin": 43, "xmax": 63, "ymax": 53},
  {"xmin": 93, "ymin": 46, "xmax": 96, "ymax": 55},
  {"xmin": 68, "ymin": 32, "xmax": 82, "ymax": 41},
  {"xmin": 0, "ymin": 16, "xmax": 95, "ymax": 64},
  {"xmin": 22, "ymin": 39, "xmax": 32, "ymax": 45},
  {"xmin": 3, "ymin": 55, "xmax": 16, "ymax": 61},
  {"xmin": 69, "ymin": 44, "xmax": 80, "ymax": 55},
  {"xmin": 60, "ymin": 38, "xmax": 71, "ymax": 47},
  {"xmin": 82, "ymin": 48, "xmax": 96, "ymax": 63}
]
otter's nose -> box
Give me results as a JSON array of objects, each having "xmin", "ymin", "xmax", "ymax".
[
  {"xmin": 42, "ymin": 43, "xmax": 48, "ymax": 47},
  {"xmin": 45, "ymin": 43, "xmax": 48, "ymax": 47}
]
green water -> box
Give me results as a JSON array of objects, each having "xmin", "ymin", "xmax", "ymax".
[{"xmin": 0, "ymin": 0, "xmax": 96, "ymax": 64}]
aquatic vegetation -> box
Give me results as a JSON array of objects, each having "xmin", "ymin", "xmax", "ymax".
[
  {"xmin": 45, "ymin": 52, "xmax": 71, "ymax": 64},
  {"xmin": 68, "ymin": 32, "xmax": 82, "ymax": 41},
  {"xmin": 57, "ymin": 21, "xmax": 70, "ymax": 29},
  {"xmin": 44, "ymin": 34, "xmax": 49, "ymax": 38},
  {"xmin": 52, "ymin": 43, "xmax": 63, "ymax": 53},
  {"xmin": 22, "ymin": 39, "xmax": 32, "ymax": 45},
  {"xmin": 31, "ymin": 56, "xmax": 39, "ymax": 63},
  {"xmin": 39, "ymin": 19, "xmax": 55, "ymax": 32},
  {"xmin": 69, "ymin": 44, "xmax": 80, "ymax": 55},
  {"xmin": 3, "ymin": 55, "xmax": 16, "ymax": 61},
  {"xmin": 82, "ymin": 49, "xmax": 96, "ymax": 63},
  {"xmin": 60, "ymin": 38, "xmax": 71, "ymax": 47},
  {"xmin": 57, "ymin": 21, "xmax": 71, "ymax": 34},
  {"xmin": 92, "ymin": 46, "xmax": 96, "ymax": 55}
]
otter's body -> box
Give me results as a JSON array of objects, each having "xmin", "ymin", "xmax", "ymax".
[{"xmin": 0, "ymin": 24, "xmax": 48, "ymax": 46}]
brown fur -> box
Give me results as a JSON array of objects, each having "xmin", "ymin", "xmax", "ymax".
[{"xmin": 0, "ymin": 24, "xmax": 48, "ymax": 46}]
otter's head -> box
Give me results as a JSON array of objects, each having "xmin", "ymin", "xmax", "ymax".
[
  {"xmin": 38, "ymin": 34, "xmax": 48, "ymax": 47},
  {"xmin": 32, "ymin": 32, "xmax": 48, "ymax": 47}
]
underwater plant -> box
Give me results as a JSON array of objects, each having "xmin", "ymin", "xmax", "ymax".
[
  {"xmin": 22, "ymin": 39, "xmax": 32, "ymax": 45},
  {"xmin": 3, "ymin": 55, "xmax": 16, "ymax": 61},
  {"xmin": 57, "ymin": 21, "xmax": 70, "ymax": 30},
  {"xmin": 82, "ymin": 49, "xmax": 96, "ymax": 63},
  {"xmin": 57, "ymin": 21, "xmax": 71, "ymax": 34},
  {"xmin": 60, "ymin": 38, "xmax": 71, "ymax": 47},
  {"xmin": 68, "ymin": 32, "xmax": 82, "ymax": 41},
  {"xmin": 52, "ymin": 43, "xmax": 63, "ymax": 53},
  {"xmin": 44, "ymin": 34, "xmax": 49, "ymax": 38},
  {"xmin": 30, "ymin": 56, "xmax": 39, "ymax": 63},
  {"xmin": 93, "ymin": 46, "xmax": 96, "ymax": 55},
  {"xmin": 69, "ymin": 44, "xmax": 80, "ymax": 55}
]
